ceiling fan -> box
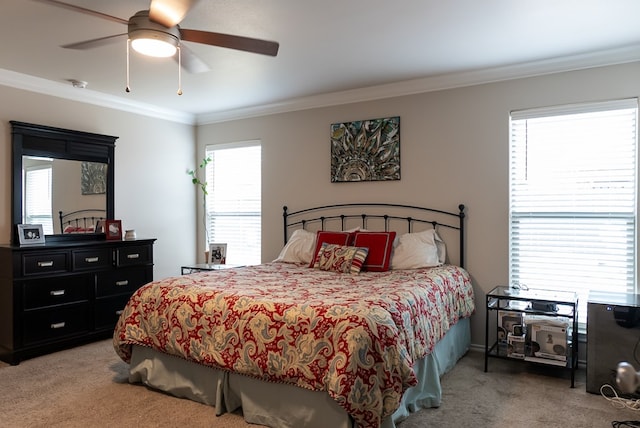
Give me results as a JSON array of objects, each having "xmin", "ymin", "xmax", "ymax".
[{"xmin": 36, "ymin": 0, "xmax": 280, "ymax": 75}]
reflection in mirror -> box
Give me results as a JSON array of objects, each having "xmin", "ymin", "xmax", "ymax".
[
  {"xmin": 11, "ymin": 121, "xmax": 117, "ymax": 243},
  {"xmin": 22, "ymin": 156, "xmax": 107, "ymax": 234}
]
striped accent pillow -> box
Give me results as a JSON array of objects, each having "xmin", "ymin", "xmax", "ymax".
[
  {"xmin": 313, "ymin": 243, "xmax": 369, "ymax": 274},
  {"xmin": 308, "ymin": 231, "xmax": 356, "ymax": 267}
]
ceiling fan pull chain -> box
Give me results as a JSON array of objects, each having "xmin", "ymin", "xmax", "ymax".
[
  {"xmin": 177, "ymin": 45, "xmax": 183, "ymax": 96},
  {"xmin": 125, "ymin": 39, "xmax": 131, "ymax": 93}
]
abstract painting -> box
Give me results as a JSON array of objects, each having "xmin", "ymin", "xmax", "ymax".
[
  {"xmin": 81, "ymin": 161, "xmax": 107, "ymax": 195},
  {"xmin": 330, "ymin": 116, "xmax": 400, "ymax": 182}
]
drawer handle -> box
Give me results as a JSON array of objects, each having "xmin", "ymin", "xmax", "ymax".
[
  {"xmin": 85, "ymin": 257, "xmax": 99, "ymax": 263},
  {"xmin": 116, "ymin": 310, "xmax": 124, "ymax": 316},
  {"xmin": 50, "ymin": 290, "xmax": 66, "ymax": 296},
  {"xmin": 115, "ymin": 280, "xmax": 129, "ymax": 286},
  {"xmin": 127, "ymin": 253, "xmax": 140, "ymax": 259},
  {"xmin": 37, "ymin": 261, "xmax": 54, "ymax": 267},
  {"xmin": 50, "ymin": 322, "xmax": 66, "ymax": 329}
]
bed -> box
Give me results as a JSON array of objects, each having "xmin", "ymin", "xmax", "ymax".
[
  {"xmin": 59, "ymin": 208, "xmax": 105, "ymax": 234},
  {"xmin": 113, "ymin": 203, "xmax": 475, "ymax": 428}
]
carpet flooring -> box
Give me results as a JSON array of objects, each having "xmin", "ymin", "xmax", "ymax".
[{"xmin": 0, "ymin": 339, "xmax": 638, "ymax": 427}]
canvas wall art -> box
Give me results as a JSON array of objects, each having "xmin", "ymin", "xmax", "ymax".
[
  {"xmin": 81, "ymin": 161, "xmax": 108, "ymax": 195},
  {"xmin": 330, "ymin": 116, "xmax": 400, "ymax": 182}
]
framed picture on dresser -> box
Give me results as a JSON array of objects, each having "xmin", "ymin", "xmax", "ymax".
[
  {"xmin": 17, "ymin": 224, "xmax": 45, "ymax": 245},
  {"xmin": 105, "ymin": 219, "xmax": 122, "ymax": 241}
]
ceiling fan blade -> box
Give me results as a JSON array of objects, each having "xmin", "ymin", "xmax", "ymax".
[
  {"xmin": 176, "ymin": 44, "xmax": 211, "ymax": 74},
  {"xmin": 32, "ymin": 0, "xmax": 128, "ymax": 25},
  {"xmin": 149, "ymin": 0, "xmax": 198, "ymax": 28},
  {"xmin": 62, "ymin": 33, "xmax": 127, "ymax": 50},
  {"xmin": 180, "ymin": 28, "xmax": 279, "ymax": 57}
]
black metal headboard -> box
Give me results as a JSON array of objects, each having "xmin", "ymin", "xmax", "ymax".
[
  {"xmin": 59, "ymin": 209, "xmax": 106, "ymax": 234},
  {"xmin": 283, "ymin": 203, "xmax": 466, "ymax": 268}
]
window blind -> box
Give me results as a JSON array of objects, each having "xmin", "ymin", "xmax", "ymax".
[
  {"xmin": 24, "ymin": 166, "xmax": 54, "ymax": 234},
  {"xmin": 205, "ymin": 142, "xmax": 261, "ymax": 265},
  {"xmin": 509, "ymin": 99, "xmax": 637, "ymax": 326}
]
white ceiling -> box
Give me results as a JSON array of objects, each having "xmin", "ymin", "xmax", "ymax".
[{"xmin": 1, "ymin": 0, "xmax": 640, "ymax": 124}]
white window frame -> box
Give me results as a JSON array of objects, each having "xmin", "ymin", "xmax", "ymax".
[
  {"xmin": 205, "ymin": 141, "xmax": 261, "ymax": 265},
  {"xmin": 24, "ymin": 164, "xmax": 54, "ymax": 235},
  {"xmin": 509, "ymin": 98, "xmax": 638, "ymax": 327}
]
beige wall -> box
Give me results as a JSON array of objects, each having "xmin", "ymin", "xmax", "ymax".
[
  {"xmin": 0, "ymin": 62, "xmax": 638, "ymax": 347},
  {"xmin": 198, "ymin": 61, "xmax": 640, "ymax": 347},
  {"xmin": 0, "ymin": 86, "xmax": 196, "ymax": 280}
]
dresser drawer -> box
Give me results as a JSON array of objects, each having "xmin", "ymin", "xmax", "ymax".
[
  {"xmin": 95, "ymin": 294, "xmax": 131, "ymax": 330},
  {"xmin": 23, "ymin": 252, "xmax": 69, "ymax": 276},
  {"xmin": 116, "ymin": 245, "xmax": 151, "ymax": 267},
  {"xmin": 22, "ymin": 275, "xmax": 91, "ymax": 310},
  {"xmin": 23, "ymin": 303, "xmax": 91, "ymax": 345},
  {"xmin": 96, "ymin": 267, "xmax": 150, "ymax": 297},
  {"xmin": 72, "ymin": 248, "xmax": 111, "ymax": 271}
]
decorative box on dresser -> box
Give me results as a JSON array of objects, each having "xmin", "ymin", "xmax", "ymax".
[{"xmin": 0, "ymin": 238, "xmax": 155, "ymax": 365}]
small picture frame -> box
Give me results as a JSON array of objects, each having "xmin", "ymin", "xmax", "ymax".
[
  {"xmin": 105, "ymin": 219, "xmax": 122, "ymax": 241},
  {"xmin": 95, "ymin": 220, "xmax": 105, "ymax": 234},
  {"xmin": 209, "ymin": 243, "xmax": 227, "ymax": 264},
  {"xmin": 17, "ymin": 224, "xmax": 45, "ymax": 245}
]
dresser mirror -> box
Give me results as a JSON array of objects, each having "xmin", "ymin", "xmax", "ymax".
[{"xmin": 11, "ymin": 121, "xmax": 118, "ymax": 243}]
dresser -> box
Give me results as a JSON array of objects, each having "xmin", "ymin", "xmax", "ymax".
[{"xmin": 0, "ymin": 238, "xmax": 155, "ymax": 365}]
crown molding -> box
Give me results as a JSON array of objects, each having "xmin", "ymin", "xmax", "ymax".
[
  {"xmin": 0, "ymin": 68, "xmax": 196, "ymax": 125},
  {"xmin": 1, "ymin": 43, "xmax": 638, "ymax": 127},
  {"xmin": 196, "ymin": 43, "xmax": 640, "ymax": 125}
]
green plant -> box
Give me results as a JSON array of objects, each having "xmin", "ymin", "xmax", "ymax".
[
  {"xmin": 187, "ymin": 157, "xmax": 211, "ymax": 195},
  {"xmin": 187, "ymin": 157, "xmax": 211, "ymax": 246}
]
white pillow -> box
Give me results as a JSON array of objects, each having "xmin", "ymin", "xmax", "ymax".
[
  {"xmin": 273, "ymin": 229, "xmax": 316, "ymax": 264},
  {"xmin": 391, "ymin": 229, "xmax": 445, "ymax": 269},
  {"xmin": 435, "ymin": 231, "xmax": 447, "ymax": 264}
]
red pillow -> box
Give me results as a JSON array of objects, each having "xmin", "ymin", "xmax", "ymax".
[
  {"xmin": 309, "ymin": 231, "xmax": 355, "ymax": 267},
  {"xmin": 353, "ymin": 231, "xmax": 396, "ymax": 272}
]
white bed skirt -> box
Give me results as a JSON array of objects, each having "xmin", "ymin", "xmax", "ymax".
[{"xmin": 128, "ymin": 317, "xmax": 471, "ymax": 428}]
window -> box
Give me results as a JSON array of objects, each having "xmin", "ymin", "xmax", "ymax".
[
  {"xmin": 24, "ymin": 165, "xmax": 54, "ymax": 234},
  {"xmin": 205, "ymin": 142, "xmax": 261, "ymax": 265},
  {"xmin": 509, "ymin": 99, "xmax": 637, "ymax": 325}
]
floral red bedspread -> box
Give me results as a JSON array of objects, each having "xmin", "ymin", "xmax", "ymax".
[{"xmin": 113, "ymin": 262, "xmax": 475, "ymax": 428}]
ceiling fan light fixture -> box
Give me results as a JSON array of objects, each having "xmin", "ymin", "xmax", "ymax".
[{"xmin": 130, "ymin": 29, "xmax": 178, "ymax": 57}]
